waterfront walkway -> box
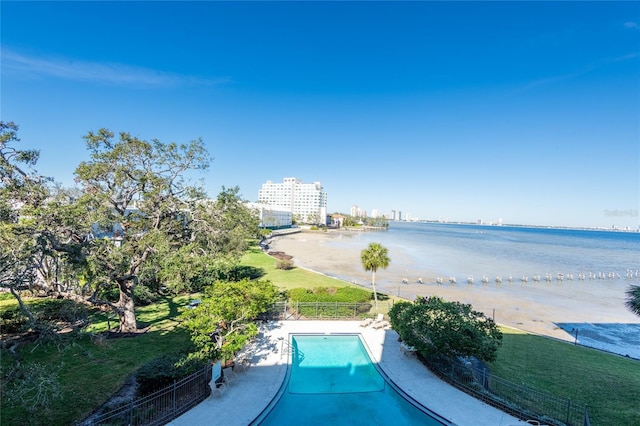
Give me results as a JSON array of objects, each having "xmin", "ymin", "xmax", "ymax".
[{"xmin": 168, "ymin": 321, "xmax": 527, "ymax": 426}]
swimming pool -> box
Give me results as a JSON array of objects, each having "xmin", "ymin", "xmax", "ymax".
[{"xmin": 252, "ymin": 334, "xmax": 450, "ymax": 425}]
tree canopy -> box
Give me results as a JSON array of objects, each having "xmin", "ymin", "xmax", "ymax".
[
  {"xmin": 72, "ymin": 129, "xmax": 218, "ymax": 331},
  {"xmin": 0, "ymin": 121, "xmax": 53, "ymax": 326},
  {"xmin": 389, "ymin": 296, "xmax": 503, "ymax": 362},
  {"xmin": 180, "ymin": 278, "xmax": 280, "ymax": 362},
  {"xmin": 1, "ymin": 124, "xmax": 262, "ymax": 334}
]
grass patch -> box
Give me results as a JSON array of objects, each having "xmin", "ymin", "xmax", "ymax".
[
  {"xmin": 490, "ymin": 328, "xmax": 640, "ymax": 425},
  {"xmin": 240, "ymin": 247, "xmax": 401, "ymax": 315},
  {"xmin": 241, "ymin": 247, "xmax": 352, "ymax": 290},
  {"xmin": 1, "ymin": 296, "xmax": 194, "ymax": 426}
]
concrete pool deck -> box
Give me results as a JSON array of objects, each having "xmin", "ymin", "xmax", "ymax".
[{"xmin": 168, "ymin": 320, "xmax": 528, "ymax": 426}]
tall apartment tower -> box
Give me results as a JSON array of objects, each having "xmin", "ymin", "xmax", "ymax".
[{"xmin": 258, "ymin": 177, "xmax": 327, "ymax": 225}]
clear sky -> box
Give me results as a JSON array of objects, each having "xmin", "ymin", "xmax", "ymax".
[{"xmin": 2, "ymin": 1, "xmax": 639, "ymax": 229}]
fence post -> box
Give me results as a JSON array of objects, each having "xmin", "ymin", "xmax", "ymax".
[
  {"xmin": 566, "ymin": 398, "xmax": 571, "ymax": 424},
  {"xmin": 172, "ymin": 380, "xmax": 177, "ymax": 417},
  {"xmin": 482, "ymin": 368, "xmax": 486, "ymax": 389},
  {"xmin": 129, "ymin": 399, "xmax": 134, "ymax": 425},
  {"xmin": 584, "ymin": 405, "xmax": 590, "ymax": 426}
]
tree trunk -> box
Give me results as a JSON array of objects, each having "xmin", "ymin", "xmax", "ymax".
[
  {"xmin": 10, "ymin": 286, "xmax": 36, "ymax": 327},
  {"xmin": 371, "ymin": 270, "xmax": 378, "ymax": 311},
  {"xmin": 116, "ymin": 279, "xmax": 138, "ymax": 332}
]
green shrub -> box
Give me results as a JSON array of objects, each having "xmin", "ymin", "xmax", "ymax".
[
  {"xmin": 289, "ymin": 286, "xmax": 371, "ymax": 303},
  {"xmin": 0, "ymin": 307, "xmax": 28, "ymax": 333},
  {"xmin": 388, "ymin": 301, "xmax": 413, "ymax": 337},
  {"xmin": 276, "ymin": 259, "xmax": 294, "ymax": 270},
  {"xmin": 135, "ymin": 352, "xmax": 206, "ymax": 396},
  {"xmin": 32, "ymin": 299, "xmax": 89, "ymax": 324},
  {"xmin": 389, "ymin": 296, "xmax": 502, "ymax": 362},
  {"xmin": 287, "ymin": 287, "xmax": 374, "ymax": 318}
]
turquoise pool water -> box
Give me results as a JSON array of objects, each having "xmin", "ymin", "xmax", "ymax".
[{"xmin": 254, "ymin": 334, "xmax": 449, "ymax": 425}]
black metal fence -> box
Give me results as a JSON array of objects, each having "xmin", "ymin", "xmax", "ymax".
[
  {"xmin": 81, "ymin": 302, "xmax": 591, "ymax": 426},
  {"xmin": 422, "ymin": 355, "xmax": 589, "ymax": 426},
  {"xmin": 82, "ymin": 363, "xmax": 212, "ymax": 426}
]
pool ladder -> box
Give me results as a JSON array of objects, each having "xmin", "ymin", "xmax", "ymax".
[{"xmin": 280, "ymin": 340, "xmax": 305, "ymax": 363}]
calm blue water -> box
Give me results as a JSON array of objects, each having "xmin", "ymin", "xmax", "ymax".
[
  {"xmin": 324, "ymin": 222, "xmax": 640, "ymax": 288},
  {"xmin": 256, "ymin": 335, "xmax": 447, "ymax": 426}
]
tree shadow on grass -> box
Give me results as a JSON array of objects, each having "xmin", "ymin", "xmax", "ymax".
[
  {"xmin": 133, "ymin": 296, "xmax": 186, "ymax": 331},
  {"xmin": 228, "ymin": 265, "xmax": 265, "ymax": 281}
]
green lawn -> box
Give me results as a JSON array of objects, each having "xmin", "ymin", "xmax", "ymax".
[
  {"xmin": 2, "ymin": 248, "xmax": 639, "ymax": 425},
  {"xmin": 240, "ymin": 246, "xmax": 400, "ymax": 315},
  {"xmin": 491, "ymin": 326, "xmax": 640, "ymax": 425},
  {"xmin": 242, "ymin": 246, "xmax": 358, "ymax": 290},
  {"xmin": 1, "ymin": 296, "xmax": 193, "ymax": 426}
]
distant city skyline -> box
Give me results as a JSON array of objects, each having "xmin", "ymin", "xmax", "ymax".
[{"xmin": 2, "ymin": 2, "xmax": 638, "ymax": 229}]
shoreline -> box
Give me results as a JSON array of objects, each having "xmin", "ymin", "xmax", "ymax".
[{"xmin": 268, "ymin": 229, "xmax": 640, "ymax": 359}]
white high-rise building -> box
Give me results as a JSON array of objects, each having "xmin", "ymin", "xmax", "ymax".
[{"xmin": 258, "ymin": 177, "xmax": 327, "ymax": 225}]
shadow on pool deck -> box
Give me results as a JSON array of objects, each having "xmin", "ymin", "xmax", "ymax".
[{"xmin": 167, "ymin": 321, "xmax": 528, "ymax": 426}]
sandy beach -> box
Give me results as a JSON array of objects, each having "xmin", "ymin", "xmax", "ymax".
[{"xmin": 268, "ymin": 229, "xmax": 640, "ymax": 359}]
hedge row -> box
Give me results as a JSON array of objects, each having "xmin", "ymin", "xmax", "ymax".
[{"xmin": 288, "ymin": 286, "xmax": 372, "ymax": 303}]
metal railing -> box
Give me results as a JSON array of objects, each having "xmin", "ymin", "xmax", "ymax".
[
  {"xmin": 422, "ymin": 355, "xmax": 589, "ymax": 426},
  {"xmin": 262, "ymin": 300, "xmax": 392, "ymax": 320},
  {"xmin": 82, "ymin": 363, "xmax": 212, "ymax": 426},
  {"xmin": 82, "ymin": 303, "xmax": 591, "ymax": 426}
]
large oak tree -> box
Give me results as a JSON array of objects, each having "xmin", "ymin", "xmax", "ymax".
[
  {"xmin": 3, "ymin": 124, "xmax": 261, "ymax": 334},
  {"xmin": 0, "ymin": 121, "xmax": 51, "ymax": 326},
  {"xmin": 73, "ymin": 129, "xmax": 255, "ymax": 332}
]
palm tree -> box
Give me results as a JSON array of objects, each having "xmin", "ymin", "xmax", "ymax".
[
  {"xmin": 626, "ymin": 285, "xmax": 640, "ymax": 317},
  {"xmin": 360, "ymin": 242, "xmax": 390, "ymax": 311}
]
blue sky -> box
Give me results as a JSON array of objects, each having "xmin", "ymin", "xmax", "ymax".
[{"xmin": 2, "ymin": 1, "xmax": 639, "ymax": 229}]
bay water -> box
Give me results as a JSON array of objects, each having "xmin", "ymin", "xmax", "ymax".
[
  {"xmin": 326, "ymin": 222, "xmax": 640, "ymax": 288},
  {"xmin": 313, "ymin": 222, "xmax": 640, "ymax": 357}
]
